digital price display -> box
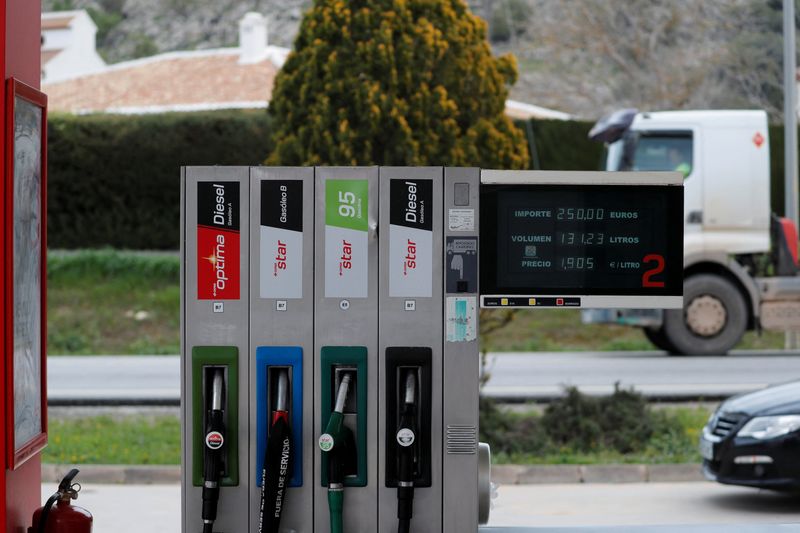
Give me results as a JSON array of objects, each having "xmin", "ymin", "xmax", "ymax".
[{"xmin": 480, "ymin": 171, "xmax": 683, "ymax": 309}]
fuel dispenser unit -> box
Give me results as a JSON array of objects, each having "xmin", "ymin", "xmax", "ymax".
[
  {"xmin": 378, "ymin": 167, "xmax": 443, "ymax": 533},
  {"xmin": 182, "ymin": 167, "xmax": 250, "ymax": 533},
  {"xmin": 249, "ymin": 167, "xmax": 315, "ymax": 533},
  {"xmin": 181, "ymin": 167, "xmax": 683, "ymax": 533},
  {"xmin": 314, "ymin": 167, "xmax": 380, "ymax": 533}
]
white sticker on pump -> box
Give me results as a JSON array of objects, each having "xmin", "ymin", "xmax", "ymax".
[
  {"xmin": 325, "ymin": 180, "xmax": 369, "ymax": 298},
  {"xmin": 389, "ymin": 179, "xmax": 433, "ymax": 297},
  {"xmin": 448, "ymin": 208, "xmax": 475, "ymax": 232},
  {"xmin": 446, "ymin": 296, "xmax": 477, "ymax": 342},
  {"xmin": 260, "ymin": 180, "xmax": 303, "ymax": 299}
]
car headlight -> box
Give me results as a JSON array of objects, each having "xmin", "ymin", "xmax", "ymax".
[{"xmin": 737, "ymin": 415, "xmax": 800, "ymax": 440}]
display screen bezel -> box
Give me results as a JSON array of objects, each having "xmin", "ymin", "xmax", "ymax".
[{"xmin": 479, "ymin": 183, "xmax": 684, "ymax": 298}]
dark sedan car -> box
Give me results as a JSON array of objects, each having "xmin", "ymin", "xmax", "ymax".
[{"xmin": 701, "ymin": 380, "xmax": 800, "ymax": 490}]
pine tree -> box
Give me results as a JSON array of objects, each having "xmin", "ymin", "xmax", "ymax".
[{"xmin": 266, "ymin": 0, "xmax": 529, "ymax": 169}]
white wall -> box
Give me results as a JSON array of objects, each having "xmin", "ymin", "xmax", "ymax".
[{"xmin": 42, "ymin": 10, "xmax": 106, "ymax": 83}]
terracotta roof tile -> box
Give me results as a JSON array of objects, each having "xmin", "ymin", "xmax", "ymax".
[
  {"xmin": 44, "ymin": 52, "xmax": 278, "ymax": 113},
  {"xmin": 42, "ymin": 16, "xmax": 75, "ymax": 30},
  {"xmin": 41, "ymin": 49, "xmax": 64, "ymax": 65}
]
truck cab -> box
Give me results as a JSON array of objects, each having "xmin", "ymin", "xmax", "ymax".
[
  {"xmin": 605, "ymin": 110, "xmax": 770, "ymax": 259},
  {"xmin": 586, "ymin": 109, "xmax": 800, "ymax": 355}
]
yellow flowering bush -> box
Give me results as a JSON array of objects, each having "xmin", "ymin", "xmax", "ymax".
[{"xmin": 267, "ymin": 0, "xmax": 529, "ymax": 169}]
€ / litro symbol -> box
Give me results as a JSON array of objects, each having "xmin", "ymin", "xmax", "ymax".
[{"xmin": 396, "ymin": 428, "xmax": 415, "ymax": 447}]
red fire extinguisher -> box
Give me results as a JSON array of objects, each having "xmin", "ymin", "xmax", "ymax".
[{"xmin": 29, "ymin": 469, "xmax": 93, "ymax": 533}]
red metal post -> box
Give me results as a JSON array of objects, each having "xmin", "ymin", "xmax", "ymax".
[{"xmin": 2, "ymin": 1, "xmax": 44, "ymax": 531}]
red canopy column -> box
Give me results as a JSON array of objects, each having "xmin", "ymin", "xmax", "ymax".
[{"xmin": 2, "ymin": 0, "xmax": 44, "ymax": 531}]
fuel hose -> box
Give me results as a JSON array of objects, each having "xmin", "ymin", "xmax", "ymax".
[
  {"xmin": 319, "ymin": 372, "xmax": 354, "ymax": 533},
  {"xmin": 396, "ymin": 371, "xmax": 418, "ymax": 533},
  {"xmin": 259, "ymin": 369, "xmax": 292, "ymax": 533},
  {"xmin": 202, "ymin": 369, "xmax": 226, "ymax": 533}
]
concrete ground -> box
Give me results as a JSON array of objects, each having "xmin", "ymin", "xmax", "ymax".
[
  {"xmin": 489, "ymin": 482, "xmax": 800, "ymax": 528},
  {"xmin": 46, "ymin": 481, "xmax": 800, "ymax": 532}
]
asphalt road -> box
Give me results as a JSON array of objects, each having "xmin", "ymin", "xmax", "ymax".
[
  {"xmin": 45, "ymin": 481, "xmax": 800, "ymax": 532},
  {"xmin": 47, "ymin": 350, "xmax": 800, "ymax": 403},
  {"xmin": 482, "ymin": 350, "xmax": 800, "ymax": 401},
  {"xmin": 48, "ymin": 355, "xmax": 179, "ymax": 403}
]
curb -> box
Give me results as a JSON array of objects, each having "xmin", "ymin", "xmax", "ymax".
[
  {"xmin": 491, "ymin": 463, "xmax": 704, "ymax": 485},
  {"xmin": 42, "ymin": 464, "xmax": 181, "ymax": 485},
  {"xmin": 42, "ymin": 463, "xmax": 703, "ymax": 485}
]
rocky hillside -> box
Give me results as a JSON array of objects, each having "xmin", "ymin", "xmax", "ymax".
[
  {"xmin": 44, "ymin": 0, "xmax": 312, "ymax": 63},
  {"xmin": 45, "ymin": 0, "xmax": 794, "ymax": 119}
]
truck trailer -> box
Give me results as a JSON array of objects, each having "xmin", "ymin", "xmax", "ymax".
[{"xmin": 585, "ymin": 109, "xmax": 800, "ymax": 355}]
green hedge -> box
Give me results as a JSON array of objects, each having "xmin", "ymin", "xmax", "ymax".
[
  {"xmin": 48, "ymin": 110, "xmax": 273, "ymax": 249},
  {"xmin": 516, "ymin": 119, "xmax": 603, "ymax": 171},
  {"xmin": 46, "ymin": 111, "xmax": 794, "ymax": 249}
]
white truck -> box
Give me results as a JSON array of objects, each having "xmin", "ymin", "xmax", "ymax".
[{"xmin": 584, "ymin": 109, "xmax": 800, "ymax": 355}]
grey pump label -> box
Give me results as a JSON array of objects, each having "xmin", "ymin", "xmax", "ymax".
[
  {"xmin": 389, "ymin": 179, "xmax": 433, "ymax": 297},
  {"xmin": 260, "ymin": 180, "xmax": 303, "ymax": 299}
]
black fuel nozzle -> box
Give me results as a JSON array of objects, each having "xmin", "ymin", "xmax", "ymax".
[
  {"xmin": 259, "ymin": 369, "xmax": 293, "ymax": 533},
  {"xmin": 202, "ymin": 369, "xmax": 226, "ymax": 533},
  {"xmin": 396, "ymin": 370, "xmax": 418, "ymax": 533}
]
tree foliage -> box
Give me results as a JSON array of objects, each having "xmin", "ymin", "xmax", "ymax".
[{"xmin": 267, "ymin": 0, "xmax": 529, "ymax": 168}]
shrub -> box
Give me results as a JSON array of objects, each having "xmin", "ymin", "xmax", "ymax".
[
  {"xmin": 267, "ymin": 0, "xmax": 529, "ymax": 169},
  {"xmin": 540, "ymin": 387, "xmax": 602, "ymax": 452},
  {"xmin": 481, "ymin": 385, "xmax": 671, "ymax": 458}
]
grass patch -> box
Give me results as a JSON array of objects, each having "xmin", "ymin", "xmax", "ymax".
[
  {"xmin": 48, "ymin": 250, "xmax": 180, "ymax": 354},
  {"xmin": 43, "ymin": 415, "xmax": 180, "ymax": 465},
  {"xmin": 41, "ymin": 394, "xmax": 708, "ymax": 466},
  {"xmin": 481, "ymin": 387, "xmax": 711, "ymax": 465},
  {"xmin": 481, "ymin": 308, "xmax": 785, "ymax": 352},
  {"xmin": 46, "ymin": 250, "xmax": 785, "ymax": 354}
]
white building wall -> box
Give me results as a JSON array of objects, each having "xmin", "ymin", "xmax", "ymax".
[{"xmin": 42, "ymin": 10, "xmax": 106, "ymax": 83}]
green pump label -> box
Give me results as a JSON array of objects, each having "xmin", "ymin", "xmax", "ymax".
[{"xmin": 325, "ymin": 180, "xmax": 369, "ymax": 298}]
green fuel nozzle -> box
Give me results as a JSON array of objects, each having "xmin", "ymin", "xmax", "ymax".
[{"xmin": 319, "ymin": 372, "xmax": 356, "ymax": 533}]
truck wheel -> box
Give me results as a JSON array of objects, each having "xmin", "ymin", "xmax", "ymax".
[
  {"xmin": 643, "ymin": 326, "xmax": 678, "ymax": 353},
  {"xmin": 662, "ymin": 274, "xmax": 748, "ymax": 356}
]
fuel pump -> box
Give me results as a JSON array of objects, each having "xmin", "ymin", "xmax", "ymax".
[
  {"xmin": 319, "ymin": 372, "xmax": 357, "ymax": 533},
  {"xmin": 396, "ymin": 371, "xmax": 419, "ymax": 533},
  {"xmin": 29, "ymin": 469, "xmax": 93, "ymax": 533},
  {"xmin": 259, "ymin": 369, "xmax": 293, "ymax": 533},
  {"xmin": 202, "ymin": 369, "xmax": 226, "ymax": 533}
]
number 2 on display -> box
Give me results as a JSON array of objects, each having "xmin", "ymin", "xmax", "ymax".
[{"xmin": 642, "ymin": 254, "xmax": 665, "ymax": 288}]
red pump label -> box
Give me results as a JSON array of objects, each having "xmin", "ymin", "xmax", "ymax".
[{"xmin": 197, "ymin": 182, "xmax": 240, "ymax": 300}]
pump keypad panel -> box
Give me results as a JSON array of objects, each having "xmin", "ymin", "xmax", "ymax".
[{"xmin": 480, "ymin": 183, "xmax": 683, "ymax": 308}]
